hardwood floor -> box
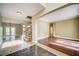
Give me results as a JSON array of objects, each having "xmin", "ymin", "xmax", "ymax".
[{"xmin": 38, "ymin": 37, "xmax": 79, "ymax": 56}]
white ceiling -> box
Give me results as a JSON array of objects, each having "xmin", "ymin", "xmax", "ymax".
[
  {"xmin": 0, "ymin": 3, "xmax": 44, "ymax": 21},
  {"xmin": 41, "ymin": 3, "xmax": 68, "ymax": 15},
  {"xmin": 0, "ymin": 3, "xmax": 79, "ymax": 23},
  {"xmin": 40, "ymin": 4, "xmax": 79, "ymax": 22}
]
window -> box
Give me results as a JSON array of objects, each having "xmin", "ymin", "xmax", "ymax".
[
  {"xmin": 3, "ymin": 26, "xmax": 16, "ymax": 42},
  {"xmin": 0, "ymin": 23, "xmax": 22, "ymax": 43},
  {"xmin": 11, "ymin": 27, "xmax": 15, "ymax": 35},
  {"xmin": 5, "ymin": 27, "xmax": 10, "ymax": 35},
  {"xmin": 11, "ymin": 27, "xmax": 15, "ymax": 40},
  {"xmin": 4, "ymin": 27, "xmax": 11, "ymax": 42}
]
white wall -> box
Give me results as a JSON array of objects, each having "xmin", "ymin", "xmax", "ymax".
[
  {"xmin": 2, "ymin": 16, "xmax": 25, "ymax": 24},
  {"xmin": 37, "ymin": 20, "xmax": 49, "ymax": 40},
  {"xmin": 32, "ymin": 9, "xmax": 44, "ymax": 42}
]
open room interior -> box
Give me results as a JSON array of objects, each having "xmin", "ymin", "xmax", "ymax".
[{"xmin": 0, "ymin": 3, "xmax": 79, "ymax": 56}]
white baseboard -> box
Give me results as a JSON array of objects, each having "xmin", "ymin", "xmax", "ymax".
[
  {"xmin": 55, "ymin": 35, "xmax": 79, "ymax": 40},
  {"xmin": 37, "ymin": 35, "xmax": 48, "ymax": 40}
]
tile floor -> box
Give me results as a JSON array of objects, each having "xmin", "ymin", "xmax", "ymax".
[{"xmin": 7, "ymin": 45, "xmax": 56, "ymax": 56}]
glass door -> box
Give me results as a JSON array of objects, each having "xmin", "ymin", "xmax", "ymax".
[
  {"xmin": 4, "ymin": 26, "xmax": 11, "ymax": 42},
  {"xmin": 11, "ymin": 27, "xmax": 15, "ymax": 40}
]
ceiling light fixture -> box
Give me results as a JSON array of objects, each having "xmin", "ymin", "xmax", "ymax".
[
  {"xmin": 16, "ymin": 10, "xmax": 23, "ymax": 14},
  {"xmin": 23, "ymin": 25, "xmax": 25, "ymax": 27}
]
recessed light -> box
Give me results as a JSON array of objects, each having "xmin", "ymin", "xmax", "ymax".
[
  {"xmin": 23, "ymin": 25, "xmax": 25, "ymax": 27},
  {"xmin": 27, "ymin": 25, "xmax": 30, "ymax": 28}
]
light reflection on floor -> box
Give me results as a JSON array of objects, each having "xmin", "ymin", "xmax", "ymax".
[{"xmin": 7, "ymin": 45, "xmax": 56, "ymax": 56}]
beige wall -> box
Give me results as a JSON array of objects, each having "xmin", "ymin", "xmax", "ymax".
[
  {"xmin": 37, "ymin": 20, "xmax": 49, "ymax": 40},
  {"xmin": 54, "ymin": 18, "xmax": 79, "ymax": 40},
  {"xmin": 75, "ymin": 17, "xmax": 79, "ymax": 39}
]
